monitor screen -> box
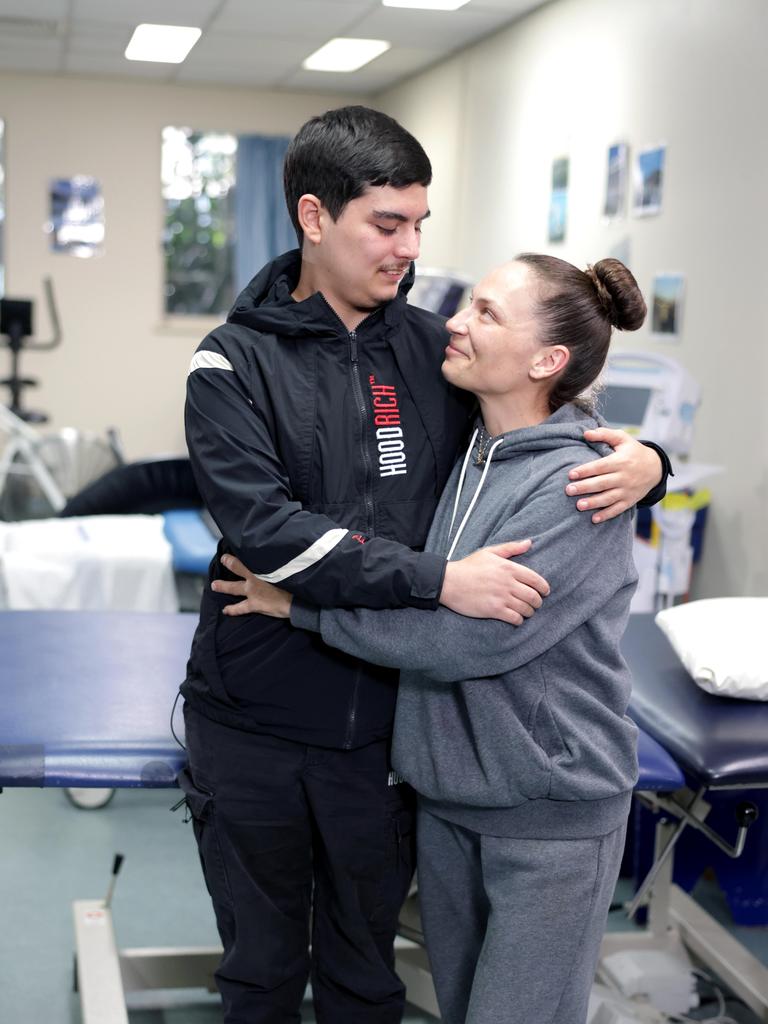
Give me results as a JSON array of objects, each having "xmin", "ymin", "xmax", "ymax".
[{"xmin": 598, "ymin": 385, "xmax": 653, "ymax": 428}]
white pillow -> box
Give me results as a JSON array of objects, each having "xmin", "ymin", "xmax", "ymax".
[{"xmin": 655, "ymin": 598, "xmax": 768, "ymax": 701}]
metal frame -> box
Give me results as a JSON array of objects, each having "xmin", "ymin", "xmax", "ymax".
[
  {"xmin": 600, "ymin": 792, "xmax": 768, "ymax": 1022},
  {"xmin": 72, "ymin": 898, "xmax": 438, "ymax": 1023}
]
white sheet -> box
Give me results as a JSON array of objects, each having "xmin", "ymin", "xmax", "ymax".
[{"xmin": 0, "ymin": 515, "xmax": 178, "ymax": 612}]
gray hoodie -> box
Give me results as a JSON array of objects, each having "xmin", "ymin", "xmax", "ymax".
[{"xmin": 291, "ymin": 403, "xmax": 639, "ymax": 840}]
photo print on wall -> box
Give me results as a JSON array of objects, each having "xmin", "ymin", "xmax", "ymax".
[
  {"xmin": 46, "ymin": 176, "xmax": 105, "ymax": 258},
  {"xmin": 633, "ymin": 145, "xmax": 666, "ymax": 217},
  {"xmin": 651, "ymin": 272, "xmax": 685, "ymax": 339},
  {"xmin": 603, "ymin": 142, "xmax": 629, "ymax": 220},
  {"xmin": 548, "ymin": 156, "xmax": 569, "ymax": 243}
]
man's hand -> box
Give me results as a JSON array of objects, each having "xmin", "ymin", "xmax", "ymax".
[
  {"xmin": 212, "ymin": 555, "xmax": 293, "ymax": 618},
  {"xmin": 440, "ymin": 540, "xmax": 550, "ymax": 625},
  {"xmin": 566, "ymin": 428, "xmax": 663, "ymax": 523}
]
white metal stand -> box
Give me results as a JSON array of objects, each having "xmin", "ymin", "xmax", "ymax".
[{"xmin": 0, "ymin": 403, "xmax": 65, "ymax": 513}]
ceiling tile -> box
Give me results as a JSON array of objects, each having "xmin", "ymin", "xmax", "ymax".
[
  {"xmin": 281, "ymin": 67, "xmax": 374, "ymax": 94},
  {"xmin": 0, "ymin": 0, "xmax": 68, "ymax": 19},
  {"xmin": 0, "ymin": 36, "xmax": 61, "ymax": 59},
  {"xmin": 173, "ymin": 62, "xmax": 288, "ymax": 88},
  {"xmin": 72, "ymin": 0, "xmax": 220, "ymax": 28},
  {"xmin": 0, "ymin": 42, "xmax": 60, "ymax": 72},
  {"xmin": 187, "ymin": 32, "xmax": 318, "ymax": 64},
  {"xmin": 66, "ymin": 23, "xmax": 134, "ymax": 55},
  {"xmin": 472, "ymin": 0, "xmax": 543, "ymax": 10},
  {"xmin": 211, "ymin": 0, "xmax": 376, "ymax": 37},
  {"xmin": 348, "ymin": 4, "xmax": 516, "ymax": 49}
]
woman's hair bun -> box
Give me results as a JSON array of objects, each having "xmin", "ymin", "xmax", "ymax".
[{"xmin": 586, "ymin": 259, "xmax": 646, "ymax": 331}]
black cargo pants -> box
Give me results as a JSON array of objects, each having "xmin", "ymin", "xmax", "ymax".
[{"xmin": 179, "ymin": 704, "xmax": 415, "ymax": 1024}]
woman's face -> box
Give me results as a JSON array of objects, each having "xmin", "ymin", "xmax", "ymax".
[{"xmin": 441, "ymin": 262, "xmax": 543, "ymax": 399}]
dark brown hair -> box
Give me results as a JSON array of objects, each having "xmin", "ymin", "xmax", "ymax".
[
  {"xmin": 284, "ymin": 106, "xmax": 432, "ymax": 245},
  {"xmin": 516, "ymin": 254, "xmax": 646, "ymax": 412}
]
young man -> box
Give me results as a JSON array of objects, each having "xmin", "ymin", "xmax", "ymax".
[{"xmin": 179, "ymin": 106, "xmax": 668, "ymax": 1024}]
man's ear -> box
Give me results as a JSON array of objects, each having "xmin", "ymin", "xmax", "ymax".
[
  {"xmin": 296, "ymin": 194, "xmax": 324, "ymax": 245},
  {"xmin": 529, "ymin": 344, "xmax": 570, "ymax": 381}
]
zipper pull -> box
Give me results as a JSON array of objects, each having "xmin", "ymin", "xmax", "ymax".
[{"xmin": 349, "ymin": 330, "xmax": 358, "ymax": 364}]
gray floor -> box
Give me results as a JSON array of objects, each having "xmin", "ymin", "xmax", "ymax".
[{"xmin": 0, "ymin": 787, "xmax": 765, "ymax": 1023}]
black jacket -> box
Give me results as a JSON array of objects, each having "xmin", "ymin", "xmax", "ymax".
[{"xmin": 181, "ymin": 251, "xmax": 474, "ymax": 748}]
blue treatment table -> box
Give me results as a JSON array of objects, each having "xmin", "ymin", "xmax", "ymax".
[
  {"xmin": 1, "ymin": 611, "xmax": 766, "ymax": 1020},
  {"xmin": 162, "ymin": 510, "xmax": 217, "ymax": 577}
]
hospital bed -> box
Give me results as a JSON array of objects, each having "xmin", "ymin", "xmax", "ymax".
[{"xmin": 1, "ymin": 612, "xmax": 766, "ymax": 1022}]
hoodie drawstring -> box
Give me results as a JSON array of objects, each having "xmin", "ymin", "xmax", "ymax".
[
  {"xmin": 447, "ymin": 429, "xmax": 477, "ymax": 539},
  {"xmin": 446, "ymin": 435, "xmax": 505, "ymax": 560}
]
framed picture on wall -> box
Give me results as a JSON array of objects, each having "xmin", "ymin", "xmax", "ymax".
[
  {"xmin": 548, "ymin": 156, "xmax": 569, "ymax": 243},
  {"xmin": 603, "ymin": 142, "xmax": 629, "ymax": 220},
  {"xmin": 651, "ymin": 272, "xmax": 685, "ymax": 339},
  {"xmin": 46, "ymin": 176, "xmax": 105, "ymax": 258},
  {"xmin": 633, "ymin": 144, "xmax": 666, "ymax": 217}
]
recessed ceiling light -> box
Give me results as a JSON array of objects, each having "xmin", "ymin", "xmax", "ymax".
[
  {"xmin": 302, "ymin": 38, "xmax": 391, "ymax": 73},
  {"xmin": 124, "ymin": 23, "xmax": 202, "ymax": 64},
  {"xmin": 382, "ymin": 0, "xmax": 471, "ymax": 9}
]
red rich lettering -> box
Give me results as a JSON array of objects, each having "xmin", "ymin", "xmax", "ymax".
[
  {"xmin": 375, "ymin": 413, "xmax": 400, "ymax": 426},
  {"xmin": 371, "ymin": 384, "xmax": 397, "ymax": 396},
  {"xmin": 373, "ymin": 396, "xmax": 397, "ymax": 409}
]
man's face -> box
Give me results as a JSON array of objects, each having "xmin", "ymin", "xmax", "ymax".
[
  {"xmin": 441, "ymin": 262, "xmax": 542, "ymax": 398},
  {"xmin": 306, "ymin": 183, "xmax": 430, "ymax": 323}
]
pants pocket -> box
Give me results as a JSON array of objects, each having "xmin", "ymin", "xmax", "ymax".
[
  {"xmin": 177, "ymin": 767, "xmax": 234, "ymax": 912},
  {"xmin": 371, "ymin": 785, "xmax": 416, "ymax": 929}
]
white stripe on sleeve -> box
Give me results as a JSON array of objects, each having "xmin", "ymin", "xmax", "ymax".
[
  {"xmin": 254, "ymin": 529, "xmax": 349, "ymax": 584},
  {"xmin": 188, "ymin": 351, "xmax": 234, "ymax": 375}
]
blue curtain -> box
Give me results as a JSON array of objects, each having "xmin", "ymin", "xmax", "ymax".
[{"xmin": 234, "ymin": 134, "xmax": 296, "ymax": 292}]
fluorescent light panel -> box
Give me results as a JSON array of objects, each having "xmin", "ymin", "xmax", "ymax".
[
  {"xmin": 125, "ymin": 23, "xmax": 202, "ymax": 64},
  {"xmin": 382, "ymin": 0, "xmax": 471, "ymax": 9},
  {"xmin": 303, "ymin": 37, "xmax": 391, "ymax": 72}
]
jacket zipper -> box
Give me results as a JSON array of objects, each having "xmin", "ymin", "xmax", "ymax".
[
  {"xmin": 348, "ymin": 330, "xmax": 375, "ymax": 534},
  {"xmin": 344, "ymin": 328, "xmax": 374, "ymax": 749}
]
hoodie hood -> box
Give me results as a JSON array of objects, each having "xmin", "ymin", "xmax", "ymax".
[
  {"xmin": 445, "ymin": 402, "xmax": 610, "ymax": 560},
  {"xmin": 226, "ymin": 249, "xmax": 416, "ymax": 340},
  {"xmin": 474, "ymin": 402, "xmax": 610, "ymax": 463}
]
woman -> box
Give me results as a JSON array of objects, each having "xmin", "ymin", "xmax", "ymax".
[{"xmin": 215, "ymin": 253, "xmax": 646, "ymax": 1024}]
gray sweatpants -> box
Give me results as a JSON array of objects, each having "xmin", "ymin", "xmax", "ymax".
[{"xmin": 417, "ymin": 806, "xmax": 626, "ymax": 1024}]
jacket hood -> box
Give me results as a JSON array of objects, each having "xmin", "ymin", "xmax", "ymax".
[
  {"xmin": 226, "ymin": 249, "xmax": 416, "ymax": 340},
  {"xmin": 475, "ymin": 403, "xmax": 609, "ymax": 462}
]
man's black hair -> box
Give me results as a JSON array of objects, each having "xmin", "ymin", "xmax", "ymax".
[{"xmin": 283, "ymin": 105, "xmax": 432, "ymax": 244}]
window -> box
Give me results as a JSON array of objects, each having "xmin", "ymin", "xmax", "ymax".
[
  {"xmin": 161, "ymin": 128, "xmax": 295, "ymax": 319},
  {"xmin": 162, "ymin": 127, "xmax": 237, "ymax": 317}
]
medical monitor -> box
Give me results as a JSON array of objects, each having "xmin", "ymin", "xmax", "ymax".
[
  {"xmin": 599, "ymin": 352, "xmax": 700, "ymax": 457},
  {"xmin": 598, "ymin": 385, "xmax": 653, "ymax": 430}
]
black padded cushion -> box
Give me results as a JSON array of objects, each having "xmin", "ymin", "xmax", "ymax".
[{"xmin": 60, "ymin": 458, "xmax": 202, "ymax": 517}]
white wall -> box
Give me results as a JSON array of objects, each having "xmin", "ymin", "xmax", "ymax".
[
  {"xmin": 378, "ymin": 0, "xmax": 768, "ymax": 599},
  {"xmin": 0, "ymin": 72, "xmax": 358, "ymax": 461}
]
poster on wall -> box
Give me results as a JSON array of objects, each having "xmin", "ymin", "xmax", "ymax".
[
  {"xmin": 633, "ymin": 145, "xmax": 666, "ymax": 217},
  {"xmin": 46, "ymin": 176, "xmax": 105, "ymax": 258},
  {"xmin": 548, "ymin": 156, "xmax": 569, "ymax": 243},
  {"xmin": 651, "ymin": 272, "xmax": 685, "ymax": 339},
  {"xmin": 603, "ymin": 142, "xmax": 629, "ymax": 220}
]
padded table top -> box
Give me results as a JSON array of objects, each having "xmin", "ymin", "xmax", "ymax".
[
  {"xmin": 626, "ymin": 613, "xmax": 768, "ymax": 788},
  {"xmin": 1, "ymin": 611, "xmax": 196, "ymax": 788},
  {"xmin": 1, "ymin": 611, "xmax": 685, "ymax": 791}
]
